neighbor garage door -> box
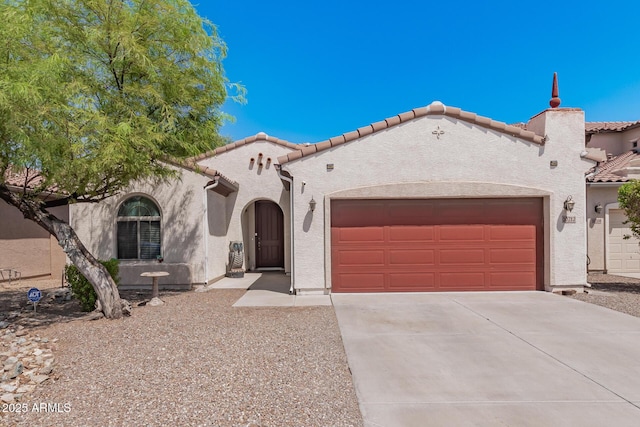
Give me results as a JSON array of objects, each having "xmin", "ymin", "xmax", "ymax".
[
  {"xmin": 608, "ymin": 209, "xmax": 640, "ymax": 273},
  {"xmin": 331, "ymin": 198, "xmax": 543, "ymax": 292}
]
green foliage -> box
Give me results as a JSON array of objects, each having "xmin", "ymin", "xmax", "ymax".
[
  {"xmin": 618, "ymin": 181, "xmax": 640, "ymax": 240},
  {"xmin": 0, "ymin": 0, "xmax": 244, "ymax": 201},
  {"xmin": 65, "ymin": 259, "xmax": 119, "ymax": 311}
]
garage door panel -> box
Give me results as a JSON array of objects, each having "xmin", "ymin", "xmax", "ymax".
[
  {"xmin": 389, "ymin": 250, "xmax": 435, "ymax": 266},
  {"xmin": 388, "ymin": 226, "xmax": 435, "ymax": 242},
  {"xmin": 440, "ymin": 272, "xmax": 487, "ymax": 289},
  {"xmin": 608, "ymin": 209, "xmax": 640, "ymax": 273},
  {"xmin": 626, "ymin": 242, "xmax": 640, "ymax": 252},
  {"xmin": 437, "ymin": 200, "xmax": 486, "ymax": 219},
  {"xmin": 335, "ymin": 250, "xmax": 385, "ymax": 266},
  {"xmin": 490, "ymin": 225, "xmax": 535, "ymax": 241},
  {"xmin": 335, "ymin": 273, "xmax": 386, "ymax": 291},
  {"xmin": 388, "ymin": 273, "xmax": 436, "ymax": 289},
  {"xmin": 609, "ymin": 244, "xmax": 622, "ymax": 254},
  {"xmin": 388, "ymin": 204, "xmax": 436, "ymax": 220},
  {"xmin": 440, "ymin": 249, "xmax": 485, "ymax": 264},
  {"xmin": 489, "ymin": 272, "xmax": 536, "ymax": 288},
  {"xmin": 334, "ymin": 227, "xmax": 384, "ymax": 243},
  {"xmin": 439, "ymin": 226, "xmax": 485, "ymax": 241},
  {"xmin": 331, "ymin": 199, "xmax": 542, "ymax": 292},
  {"xmin": 627, "ymin": 260, "xmax": 640, "ymax": 270},
  {"xmin": 490, "ymin": 248, "xmax": 536, "ymax": 264}
]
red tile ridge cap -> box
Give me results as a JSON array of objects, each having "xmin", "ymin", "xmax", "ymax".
[
  {"xmin": 163, "ymin": 157, "xmax": 238, "ymax": 186},
  {"xmin": 194, "ymin": 132, "xmax": 302, "ymax": 161},
  {"xmin": 277, "ymin": 101, "xmax": 546, "ymax": 165}
]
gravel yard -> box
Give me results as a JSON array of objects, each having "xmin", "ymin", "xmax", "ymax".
[
  {"xmin": 572, "ymin": 273, "xmax": 640, "ymax": 318},
  {"xmin": 0, "ymin": 280, "xmax": 362, "ymax": 427},
  {"xmin": 3, "ymin": 272, "xmax": 640, "ymax": 426}
]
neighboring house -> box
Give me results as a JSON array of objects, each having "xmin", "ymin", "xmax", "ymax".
[
  {"xmin": 68, "ymin": 97, "xmax": 599, "ymax": 293},
  {"xmin": 585, "ymin": 121, "xmax": 640, "ymax": 274},
  {"xmin": 1, "ymin": 170, "xmax": 68, "ymax": 281}
]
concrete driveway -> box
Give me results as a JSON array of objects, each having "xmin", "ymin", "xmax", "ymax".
[{"xmin": 332, "ymin": 292, "xmax": 640, "ymax": 427}]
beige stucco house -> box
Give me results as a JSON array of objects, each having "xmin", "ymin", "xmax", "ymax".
[
  {"xmin": 1, "ymin": 170, "xmax": 68, "ymax": 281},
  {"xmin": 585, "ymin": 121, "xmax": 640, "ymax": 274},
  {"xmin": 63, "ymin": 99, "xmax": 603, "ymax": 294}
]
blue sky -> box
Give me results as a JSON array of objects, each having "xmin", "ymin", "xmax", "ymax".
[{"xmin": 197, "ymin": 0, "xmax": 640, "ymax": 143}]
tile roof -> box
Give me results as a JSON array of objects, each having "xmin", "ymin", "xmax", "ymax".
[
  {"xmin": 3, "ymin": 168, "xmax": 48, "ymax": 191},
  {"xmin": 585, "ymin": 121, "xmax": 640, "ymax": 134},
  {"xmin": 193, "ymin": 132, "xmax": 301, "ymax": 161},
  {"xmin": 277, "ymin": 101, "xmax": 546, "ymax": 165},
  {"xmin": 587, "ymin": 151, "xmax": 640, "ymax": 183},
  {"xmin": 163, "ymin": 157, "xmax": 238, "ymax": 187}
]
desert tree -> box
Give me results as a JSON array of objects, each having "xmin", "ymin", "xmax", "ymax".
[
  {"xmin": 618, "ymin": 181, "xmax": 640, "ymax": 241},
  {"xmin": 0, "ymin": 0, "xmax": 243, "ymax": 318}
]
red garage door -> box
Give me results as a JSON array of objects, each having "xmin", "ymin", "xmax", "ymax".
[{"xmin": 331, "ymin": 199, "xmax": 543, "ymax": 292}]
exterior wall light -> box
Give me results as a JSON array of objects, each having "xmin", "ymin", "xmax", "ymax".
[
  {"xmin": 595, "ymin": 203, "xmax": 603, "ymax": 214},
  {"xmin": 309, "ymin": 197, "xmax": 316, "ymax": 212},
  {"xmin": 564, "ymin": 196, "xmax": 575, "ymax": 212}
]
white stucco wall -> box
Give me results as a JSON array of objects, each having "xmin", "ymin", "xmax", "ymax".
[
  {"xmin": 588, "ymin": 127, "xmax": 640, "ymax": 157},
  {"xmin": 197, "ymin": 140, "xmax": 295, "ymax": 275},
  {"xmin": 71, "ymin": 167, "xmax": 215, "ymax": 285},
  {"xmin": 282, "ymin": 108, "xmax": 591, "ymax": 292}
]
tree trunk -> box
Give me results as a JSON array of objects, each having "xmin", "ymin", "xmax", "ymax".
[{"xmin": 0, "ymin": 185, "xmax": 123, "ymax": 319}]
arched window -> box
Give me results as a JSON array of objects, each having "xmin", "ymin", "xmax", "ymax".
[{"xmin": 117, "ymin": 196, "xmax": 161, "ymax": 260}]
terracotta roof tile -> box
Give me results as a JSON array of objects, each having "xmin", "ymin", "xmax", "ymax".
[
  {"xmin": 429, "ymin": 102, "xmax": 445, "ymax": 114},
  {"xmin": 586, "ymin": 121, "xmax": 640, "ymax": 134},
  {"xmin": 491, "ymin": 121, "xmax": 507, "ymax": 131},
  {"xmin": 197, "ymin": 132, "xmax": 301, "ymax": 160},
  {"xmin": 343, "ymin": 130, "xmax": 360, "ymax": 142},
  {"xmin": 163, "ymin": 157, "xmax": 238, "ymax": 187},
  {"xmin": 588, "ymin": 151, "xmax": 639, "ymax": 183},
  {"xmin": 277, "ymin": 101, "xmax": 547, "ymax": 165},
  {"xmin": 357, "ymin": 125, "xmax": 374, "ymax": 137},
  {"xmin": 509, "ymin": 122, "xmax": 528, "ymax": 129},
  {"xmin": 330, "ymin": 135, "xmax": 346, "ymax": 146},
  {"xmin": 398, "ymin": 111, "xmax": 415, "ymax": 122},
  {"xmin": 371, "ymin": 120, "xmax": 387, "ymax": 132},
  {"xmin": 459, "ymin": 111, "xmax": 477, "ymax": 121},
  {"xmin": 3, "ymin": 168, "xmax": 65, "ymax": 197},
  {"xmin": 315, "ymin": 140, "xmax": 332, "ymax": 151},
  {"xmin": 385, "ymin": 116, "xmax": 401, "ymax": 127},
  {"xmin": 300, "ymin": 145, "xmax": 317, "ymax": 156},
  {"xmin": 3, "ymin": 168, "xmax": 45, "ymax": 190},
  {"xmin": 475, "ymin": 116, "xmax": 492, "ymax": 126}
]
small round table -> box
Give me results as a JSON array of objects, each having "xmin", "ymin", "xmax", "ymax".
[{"xmin": 140, "ymin": 271, "xmax": 170, "ymax": 306}]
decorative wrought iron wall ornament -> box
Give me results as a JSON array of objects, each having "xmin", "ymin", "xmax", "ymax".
[{"xmin": 432, "ymin": 126, "xmax": 445, "ymax": 139}]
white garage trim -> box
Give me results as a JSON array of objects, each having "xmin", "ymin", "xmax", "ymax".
[{"xmin": 604, "ymin": 202, "xmax": 619, "ymax": 273}]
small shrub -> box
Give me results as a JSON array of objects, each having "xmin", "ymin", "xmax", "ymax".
[{"xmin": 65, "ymin": 259, "xmax": 120, "ymax": 312}]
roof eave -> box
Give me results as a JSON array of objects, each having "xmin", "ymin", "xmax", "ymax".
[{"xmin": 207, "ymin": 175, "xmax": 239, "ymax": 197}]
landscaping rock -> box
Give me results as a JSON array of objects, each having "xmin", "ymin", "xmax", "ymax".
[
  {"xmin": 0, "ymin": 327, "xmax": 56, "ymax": 400},
  {"xmin": 3, "ymin": 362, "xmax": 23, "ymax": 380},
  {"xmin": 30, "ymin": 374, "xmax": 50, "ymax": 384},
  {"xmin": 1, "ymin": 384, "xmax": 16, "ymax": 393}
]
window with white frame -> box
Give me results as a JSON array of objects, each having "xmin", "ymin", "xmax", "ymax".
[{"xmin": 117, "ymin": 196, "xmax": 161, "ymax": 260}]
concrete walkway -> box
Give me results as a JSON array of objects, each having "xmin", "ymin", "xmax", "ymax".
[
  {"xmin": 332, "ymin": 292, "xmax": 640, "ymax": 427},
  {"xmin": 197, "ymin": 272, "xmax": 331, "ymax": 307}
]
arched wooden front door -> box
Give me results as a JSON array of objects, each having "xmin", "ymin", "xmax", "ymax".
[{"xmin": 255, "ymin": 201, "xmax": 284, "ymax": 268}]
